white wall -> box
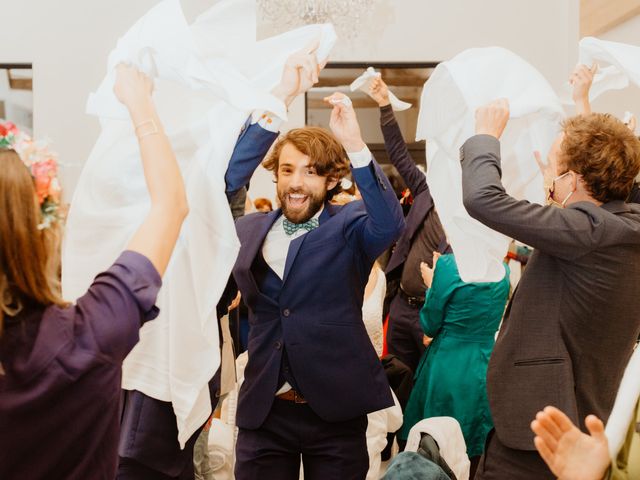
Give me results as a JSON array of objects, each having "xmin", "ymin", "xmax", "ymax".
[
  {"xmin": 252, "ymin": 0, "xmax": 581, "ymax": 202},
  {"xmin": 1, "ymin": 0, "xmax": 581, "ymax": 203},
  {"xmin": 0, "ymin": 0, "xmax": 159, "ymax": 199}
]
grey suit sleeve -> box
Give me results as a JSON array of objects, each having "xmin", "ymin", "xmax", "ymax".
[{"xmin": 461, "ymin": 134, "xmax": 604, "ymax": 260}]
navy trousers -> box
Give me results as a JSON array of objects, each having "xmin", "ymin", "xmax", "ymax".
[
  {"xmin": 235, "ymin": 398, "xmax": 369, "ymax": 480},
  {"xmin": 386, "ymin": 294, "xmax": 425, "ymax": 374},
  {"xmin": 116, "ymin": 371, "xmax": 220, "ymax": 479},
  {"xmin": 116, "ymin": 391, "xmax": 200, "ymax": 479}
]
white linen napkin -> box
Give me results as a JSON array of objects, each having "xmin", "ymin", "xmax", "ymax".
[
  {"xmin": 350, "ymin": 67, "xmax": 412, "ymax": 111},
  {"xmin": 63, "ymin": 0, "xmax": 336, "ymax": 448},
  {"xmin": 416, "ymin": 47, "xmax": 564, "ymax": 282}
]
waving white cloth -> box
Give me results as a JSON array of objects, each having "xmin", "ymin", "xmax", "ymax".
[
  {"xmin": 405, "ymin": 417, "xmax": 470, "ymax": 480},
  {"xmin": 416, "ymin": 47, "xmax": 564, "ymax": 282},
  {"xmin": 351, "ymin": 67, "xmax": 411, "ymax": 111},
  {"xmin": 578, "ymin": 37, "xmax": 640, "ymax": 102},
  {"xmin": 62, "ymin": 0, "xmax": 336, "ymax": 447},
  {"xmin": 605, "ymin": 345, "xmax": 640, "ymax": 459}
]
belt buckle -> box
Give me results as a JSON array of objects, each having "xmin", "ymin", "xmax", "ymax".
[
  {"xmin": 293, "ymin": 391, "xmax": 306, "ymax": 404},
  {"xmin": 407, "ymin": 295, "xmax": 421, "ymax": 307}
]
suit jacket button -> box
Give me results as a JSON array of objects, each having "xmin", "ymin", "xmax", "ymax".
[
  {"xmin": 283, "ymin": 309, "xmax": 290, "ymax": 317},
  {"xmin": 275, "ymin": 341, "xmax": 282, "ymax": 350}
]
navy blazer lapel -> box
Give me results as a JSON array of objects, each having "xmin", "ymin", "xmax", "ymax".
[
  {"xmin": 282, "ymin": 203, "xmax": 337, "ymax": 284},
  {"xmin": 243, "ymin": 209, "xmax": 282, "ymax": 266}
]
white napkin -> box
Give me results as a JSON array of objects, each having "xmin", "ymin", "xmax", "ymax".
[
  {"xmin": 578, "ymin": 37, "xmax": 640, "ymax": 102},
  {"xmin": 416, "ymin": 47, "xmax": 564, "ymax": 282},
  {"xmin": 63, "ymin": 0, "xmax": 336, "ymax": 448},
  {"xmin": 350, "ymin": 67, "xmax": 412, "ymax": 111},
  {"xmin": 605, "ymin": 345, "xmax": 640, "ymax": 459}
]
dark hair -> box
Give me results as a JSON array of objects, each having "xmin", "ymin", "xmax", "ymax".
[
  {"xmin": 262, "ymin": 127, "xmax": 351, "ymax": 200},
  {"xmin": 561, "ymin": 114, "xmax": 640, "ymax": 202}
]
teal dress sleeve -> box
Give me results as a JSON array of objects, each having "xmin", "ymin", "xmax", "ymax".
[{"xmin": 419, "ymin": 255, "xmax": 460, "ymax": 337}]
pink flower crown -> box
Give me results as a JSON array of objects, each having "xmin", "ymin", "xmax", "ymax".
[{"xmin": 1, "ymin": 121, "xmax": 63, "ymax": 229}]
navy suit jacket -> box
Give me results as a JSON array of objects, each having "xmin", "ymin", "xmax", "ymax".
[
  {"xmin": 233, "ymin": 158, "xmax": 405, "ymax": 429},
  {"xmin": 225, "ymin": 118, "xmax": 279, "ymax": 198},
  {"xmin": 381, "ymin": 107, "xmax": 439, "ymax": 275},
  {"xmin": 118, "ymin": 119, "xmax": 278, "ymax": 474}
]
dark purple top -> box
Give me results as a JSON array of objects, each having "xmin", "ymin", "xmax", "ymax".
[{"xmin": 0, "ymin": 251, "xmax": 161, "ymax": 479}]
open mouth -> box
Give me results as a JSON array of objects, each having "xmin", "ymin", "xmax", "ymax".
[{"xmin": 287, "ymin": 193, "xmax": 309, "ymax": 210}]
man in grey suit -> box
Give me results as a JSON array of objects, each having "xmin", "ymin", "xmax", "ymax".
[{"xmin": 461, "ymin": 99, "xmax": 640, "ymax": 479}]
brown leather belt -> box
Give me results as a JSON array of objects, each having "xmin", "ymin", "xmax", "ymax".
[{"xmin": 276, "ymin": 390, "xmax": 307, "ymax": 404}]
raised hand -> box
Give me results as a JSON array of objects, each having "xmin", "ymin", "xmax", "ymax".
[
  {"xmin": 570, "ymin": 64, "xmax": 597, "ymax": 115},
  {"xmin": 323, "ymin": 92, "xmax": 366, "ymax": 152},
  {"xmin": 368, "ymin": 76, "xmax": 390, "ymax": 107},
  {"xmin": 475, "ymin": 98, "xmax": 510, "ymax": 139},
  {"xmin": 531, "ymin": 406, "xmax": 610, "ymax": 480},
  {"xmin": 271, "ymin": 39, "xmax": 324, "ymax": 108},
  {"xmin": 114, "ymin": 63, "xmax": 154, "ymax": 110}
]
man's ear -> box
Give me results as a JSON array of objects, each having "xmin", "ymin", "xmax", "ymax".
[{"xmin": 326, "ymin": 176, "xmax": 339, "ymax": 191}]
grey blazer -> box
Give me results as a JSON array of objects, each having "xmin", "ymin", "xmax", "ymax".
[{"xmin": 461, "ymin": 134, "xmax": 640, "ymax": 451}]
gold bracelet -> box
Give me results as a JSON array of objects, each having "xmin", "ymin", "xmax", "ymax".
[{"xmin": 135, "ymin": 119, "xmax": 159, "ymax": 139}]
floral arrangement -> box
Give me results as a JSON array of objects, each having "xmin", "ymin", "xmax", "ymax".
[{"xmin": 0, "ymin": 121, "xmax": 62, "ymax": 229}]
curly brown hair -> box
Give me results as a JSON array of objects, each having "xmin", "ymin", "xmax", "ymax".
[
  {"xmin": 262, "ymin": 127, "xmax": 351, "ymax": 200},
  {"xmin": 561, "ymin": 113, "xmax": 640, "ymax": 203}
]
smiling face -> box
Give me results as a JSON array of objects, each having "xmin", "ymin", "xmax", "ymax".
[{"xmin": 276, "ymin": 142, "xmax": 338, "ymax": 224}]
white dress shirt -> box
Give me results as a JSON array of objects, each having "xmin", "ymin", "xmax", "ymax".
[{"xmin": 262, "ymin": 207, "xmax": 324, "ymax": 280}]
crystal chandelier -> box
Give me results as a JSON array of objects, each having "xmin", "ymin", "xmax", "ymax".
[{"xmin": 258, "ymin": 0, "xmax": 376, "ymax": 41}]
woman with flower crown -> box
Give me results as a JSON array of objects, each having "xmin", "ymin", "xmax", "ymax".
[{"xmin": 0, "ymin": 64, "xmax": 188, "ymax": 479}]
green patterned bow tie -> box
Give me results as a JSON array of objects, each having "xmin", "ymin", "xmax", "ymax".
[{"xmin": 283, "ymin": 218, "xmax": 319, "ymax": 236}]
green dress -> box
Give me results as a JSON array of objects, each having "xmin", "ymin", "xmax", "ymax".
[{"xmin": 399, "ymin": 254, "xmax": 510, "ymax": 458}]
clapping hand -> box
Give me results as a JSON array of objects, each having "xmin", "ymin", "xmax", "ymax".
[
  {"xmin": 324, "ymin": 92, "xmax": 366, "ymax": 153},
  {"xmin": 475, "ymin": 98, "xmax": 510, "ymax": 139},
  {"xmin": 531, "ymin": 406, "xmax": 610, "ymax": 480},
  {"xmin": 272, "ymin": 39, "xmax": 325, "ymax": 108},
  {"xmin": 369, "ymin": 76, "xmax": 390, "ymax": 107}
]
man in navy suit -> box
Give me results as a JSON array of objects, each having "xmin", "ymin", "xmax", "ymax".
[{"xmin": 232, "ymin": 92, "xmax": 405, "ymax": 480}]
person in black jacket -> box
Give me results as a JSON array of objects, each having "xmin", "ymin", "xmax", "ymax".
[{"xmin": 368, "ymin": 76, "xmax": 451, "ymax": 375}]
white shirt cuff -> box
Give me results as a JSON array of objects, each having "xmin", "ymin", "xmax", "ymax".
[
  {"xmin": 347, "ymin": 146, "xmax": 373, "ymax": 168},
  {"xmin": 251, "ymin": 111, "xmax": 284, "ymax": 133}
]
